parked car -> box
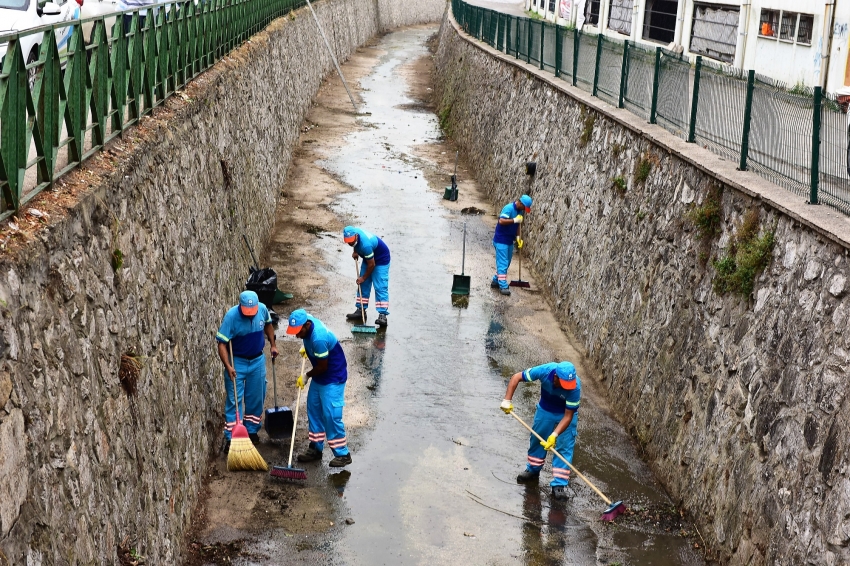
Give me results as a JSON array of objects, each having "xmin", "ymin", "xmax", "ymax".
[{"xmin": 0, "ymin": 0, "xmax": 82, "ymax": 85}]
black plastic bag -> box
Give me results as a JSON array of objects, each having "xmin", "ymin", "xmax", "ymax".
[{"xmin": 246, "ymin": 267, "xmax": 278, "ymax": 308}]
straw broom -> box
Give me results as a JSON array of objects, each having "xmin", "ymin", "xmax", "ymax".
[{"xmin": 227, "ymin": 342, "xmax": 268, "ymax": 472}]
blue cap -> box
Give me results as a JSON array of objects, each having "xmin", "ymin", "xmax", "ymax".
[
  {"xmin": 239, "ymin": 291, "xmax": 259, "ymax": 316},
  {"xmin": 520, "ymin": 195, "xmax": 533, "ymax": 209},
  {"xmin": 343, "ymin": 226, "xmax": 357, "ymax": 243},
  {"xmin": 286, "ymin": 309, "xmax": 308, "ymax": 335},
  {"xmin": 554, "ymin": 362, "xmax": 577, "ymax": 390}
]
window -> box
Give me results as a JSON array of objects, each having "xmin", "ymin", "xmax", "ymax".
[
  {"xmin": 549, "ymin": 0, "xmax": 556, "ymax": 14},
  {"xmin": 608, "ymin": 0, "xmax": 633, "ymax": 36},
  {"xmin": 643, "ymin": 0, "xmax": 679, "ymax": 44},
  {"xmin": 585, "ymin": 0, "xmax": 601, "ymax": 26},
  {"xmin": 690, "ymin": 3, "xmax": 740, "ymax": 64},
  {"xmin": 759, "ymin": 9, "xmax": 814, "ymax": 46}
]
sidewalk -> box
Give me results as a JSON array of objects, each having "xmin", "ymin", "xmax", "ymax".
[{"xmin": 464, "ymin": 0, "xmax": 526, "ymax": 18}]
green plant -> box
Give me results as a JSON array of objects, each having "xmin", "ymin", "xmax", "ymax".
[
  {"xmin": 438, "ymin": 104, "xmax": 453, "ymax": 136},
  {"xmin": 525, "ymin": 9, "xmax": 543, "ymax": 20},
  {"xmin": 712, "ymin": 213, "xmax": 776, "ymax": 297},
  {"xmin": 634, "ymin": 157, "xmax": 651, "ymax": 184},
  {"xmin": 579, "ymin": 112, "xmax": 596, "ymax": 148},
  {"xmin": 636, "ymin": 209, "xmax": 647, "ymax": 221},
  {"xmin": 611, "ymin": 175, "xmax": 627, "ymax": 193},
  {"xmin": 112, "ymin": 249, "xmax": 124, "ymax": 271},
  {"xmin": 686, "ymin": 185, "xmax": 723, "ymax": 242},
  {"xmin": 611, "ymin": 142, "xmax": 625, "ymax": 158}
]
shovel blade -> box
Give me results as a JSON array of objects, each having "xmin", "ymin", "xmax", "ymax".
[
  {"xmin": 264, "ymin": 406, "xmax": 294, "ymax": 439},
  {"xmin": 451, "ymin": 274, "xmax": 471, "ymax": 295}
]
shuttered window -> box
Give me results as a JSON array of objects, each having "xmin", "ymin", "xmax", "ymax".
[
  {"xmin": 608, "ymin": 0, "xmax": 633, "ymax": 35},
  {"xmin": 689, "ymin": 3, "xmax": 740, "ymax": 63}
]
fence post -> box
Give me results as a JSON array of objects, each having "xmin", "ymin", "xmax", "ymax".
[
  {"xmin": 649, "ymin": 47, "xmax": 661, "ymax": 124},
  {"xmin": 555, "ymin": 25, "xmax": 561, "ymax": 77},
  {"xmin": 739, "ymin": 70, "xmax": 755, "ymax": 171},
  {"xmin": 539, "ymin": 22, "xmax": 545, "ymax": 69},
  {"xmin": 572, "ymin": 30, "xmax": 579, "ymax": 86},
  {"xmin": 687, "ymin": 56, "xmax": 702, "ymax": 143},
  {"xmin": 592, "ymin": 33, "xmax": 603, "ymax": 97},
  {"xmin": 810, "ymin": 86, "xmax": 822, "ymax": 204},
  {"xmin": 516, "ymin": 17, "xmax": 520, "ymax": 59},
  {"xmin": 618, "ymin": 40, "xmax": 628, "ymax": 108},
  {"xmin": 527, "ymin": 18, "xmax": 532, "ymax": 64}
]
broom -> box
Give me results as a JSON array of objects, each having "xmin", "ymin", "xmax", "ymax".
[
  {"xmin": 509, "ymin": 224, "xmax": 531, "ymax": 288},
  {"xmin": 270, "ymin": 356, "xmax": 308, "ymax": 481},
  {"xmin": 227, "ymin": 342, "xmax": 268, "ymax": 472},
  {"xmin": 509, "ymin": 411, "xmax": 626, "ymax": 521},
  {"xmin": 351, "ymin": 258, "xmax": 377, "ymax": 335}
]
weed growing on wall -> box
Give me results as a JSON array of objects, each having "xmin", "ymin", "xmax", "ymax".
[
  {"xmin": 686, "ymin": 185, "xmax": 723, "ymax": 241},
  {"xmin": 438, "ymin": 103, "xmax": 453, "ymax": 137},
  {"xmin": 112, "ymin": 249, "xmax": 124, "ymax": 271},
  {"xmin": 611, "ymin": 142, "xmax": 625, "ymax": 158},
  {"xmin": 579, "ymin": 108, "xmax": 595, "ymax": 148},
  {"xmin": 712, "ymin": 209, "xmax": 776, "ymax": 296},
  {"xmin": 634, "ymin": 157, "xmax": 651, "ymax": 184},
  {"xmin": 611, "ymin": 175, "xmax": 627, "ymax": 194}
]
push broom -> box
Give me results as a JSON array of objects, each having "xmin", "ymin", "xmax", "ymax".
[
  {"xmin": 227, "ymin": 342, "xmax": 268, "ymax": 472},
  {"xmin": 509, "ymin": 224, "xmax": 531, "ymax": 289},
  {"xmin": 509, "ymin": 411, "xmax": 627, "ymax": 521},
  {"xmin": 271, "ymin": 357, "xmax": 308, "ymax": 481},
  {"xmin": 351, "ymin": 258, "xmax": 377, "ymax": 335}
]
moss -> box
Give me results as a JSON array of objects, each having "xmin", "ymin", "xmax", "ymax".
[
  {"xmin": 611, "ymin": 175, "xmax": 627, "ymax": 194},
  {"xmin": 579, "ymin": 111, "xmax": 596, "ymax": 148},
  {"xmin": 636, "ymin": 209, "xmax": 647, "ymax": 221},
  {"xmin": 112, "ymin": 249, "xmax": 124, "ymax": 271},
  {"xmin": 712, "ymin": 213, "xmax": 776, "ymax": 297},
  {"xmin": 438, "ymin": 103, "xmax": 453, "ymax": 137}
]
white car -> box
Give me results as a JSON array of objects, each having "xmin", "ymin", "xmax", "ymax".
[{"xmin": 0, "ymin": 0, "xmax": 82, "ymax": 84}]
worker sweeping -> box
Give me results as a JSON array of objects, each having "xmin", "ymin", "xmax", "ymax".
[
  {"xmin": 343, "ymin": 226, "xmax": 391, "ymax": 327},
  {"xmin": 500, "ymin": 360, "xmax": 581, "ymax": 500},
  {"xmin": 492, "ymin": 194, "xmax": 532, "ymax": 296},
  {"xmin": 286, "ymin": 309, "xmax": 352, "ymax": 467},
  {"xmin": 216, "ymin": 290, "xmax": 278, "ymax": 451}
]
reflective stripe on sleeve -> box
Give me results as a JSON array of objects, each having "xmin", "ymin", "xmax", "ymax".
[
  {"xmin": 216, "ymin": 332, "xmax": 230, "ymax": 342},
  {"xmin": 522, "ymin": 370, "xmax": 532, "ymax": 382}
]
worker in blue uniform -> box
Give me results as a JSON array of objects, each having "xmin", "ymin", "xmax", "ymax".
[
  {"xmin": 287, "ymin": 309, "xmax": 352, "ymax": 467},
  {"xmin": 343, "ymin": 226, "xmax": 391, "ymax": 327},
  {"xmin": 500, "ymin": 361, "xmax": 581, "ymax": 500},
  {"xmin": 216, "ymin": 290, "xmax": 278, "ymax": 450},
  {"xmin": 492, "ymin": 194, "xmax": 532, "ymax": 296}
]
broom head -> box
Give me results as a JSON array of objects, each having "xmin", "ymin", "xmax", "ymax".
[
  {"xmin": 227, "ymin": 423, "xmax": 268, "ymax": 472},
  {"xmin": 351, "ymin": 324, "xmax": 377, "ymax": 335},
  {"xmin": 509, "ymin": 279, "xmax": 531, "ymax": 288},
  {"xmin": 270, "ymin": 465, "xmax": 308, "ymax": 481},
  {"xmin": 601, "ymin": 500, "xmax": 627, "ymax": 522}
]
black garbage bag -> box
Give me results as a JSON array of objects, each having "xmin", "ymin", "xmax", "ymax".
[{"xmin": 246, "ymin": 267, "xmax": 278, "ymax": 309}]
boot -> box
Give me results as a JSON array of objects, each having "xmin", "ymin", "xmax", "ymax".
[
  {"xmin": 376, "ymin": 314, "xmax": 388, "ymax": 327},
  {"xmin": 516, "ymin": 469, "xmax": 540, "ymax": 484},
  {"xmin": 329, "ymin": 453, "xmax": 353, "ymax": 467},
  {"xmin": 551, "ymin": 485, "xmax": 570, "ymax": 500},
  {"xmin": 346, "ymin": 308, "xmax": 367, "ymax": 321},
  {"xmin": 500, "ymin": 287, "xmax": 512, "ymax": 296},
  {"xmin": 249, "ymin": 433, "xmax": 260, "ymax": 446},
  {"xmin": 297, "ymin": 445, "xmax": 323, "ymax": 463},
  {"xmin": 491, "ymin": 279, "xmax": 500, "ymax": 289}
]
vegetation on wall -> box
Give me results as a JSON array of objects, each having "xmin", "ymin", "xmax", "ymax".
[
  {"xmin": 579, "ymin": 109, "xmax": 595, "ymax": 148},
  {"xmin": 712, "ymin": 209, "xmax": 776, "ymax": 297}
]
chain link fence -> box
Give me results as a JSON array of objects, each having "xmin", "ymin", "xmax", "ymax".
[{"xmin": 451, "ymin": 0, "xmax": 850, "ymax": 218}]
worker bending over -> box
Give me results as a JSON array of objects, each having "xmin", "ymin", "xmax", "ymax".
[
  {"xmin": 492, "ymin": 194, "xmax": 532, "ymax": 296},
  {"xmin": 344, "ymin": 226, "xmax": 391, "ymax": 327},
  {"xmin": 500, "ymin": 361, "xmax": 581, "ymax": 500},
  {"xmin": 287, "ymin": 309, "xmax": 352, "ymax": 467}
]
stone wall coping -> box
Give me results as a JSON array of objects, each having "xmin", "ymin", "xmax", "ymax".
[{"xmin": 445, "ymin": 8, "xmax": 850, "ymax": 252}]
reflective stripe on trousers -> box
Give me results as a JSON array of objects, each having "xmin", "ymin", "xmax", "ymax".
[
  {"xmin": 306, "ymin": 380, "xmax": 349, "ymax": 457},
  {"xmin": 524, "ymin": 406, "xmax": 578, "ymax": 487},
  {"xmin": 492, "ymin": 241, "xmax": 514, "ymax": 290}
]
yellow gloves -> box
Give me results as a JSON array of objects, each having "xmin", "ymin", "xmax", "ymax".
[
  {"xmin": 514, "ymin": 214, "xmax": 524, "ymax": 224},
  {"xmin": 541, "ymin": 433, "xmax": 558, "ymax": 451},
  {"xmin": 299, "ymin": 346, "xmax": 308, "ymax": 359},
  {"xmin": 297, "ymin": 375, "xmax": 306, "ymax": 389},
  {"xmin": 500, "ymin": 399, "xmax": 513, "ymax": 414},
  {"xmin": 516, "ymin": 238, "xmax": 524, "ymax": 249}
]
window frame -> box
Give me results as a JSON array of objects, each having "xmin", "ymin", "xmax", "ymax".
[
  {"xmin": 688, "ymin": 2, "xmax": 740, "ymax": 64},
  {"xmin": 758, "ymin": 8, "xmax": 814, "ymax": 47}
]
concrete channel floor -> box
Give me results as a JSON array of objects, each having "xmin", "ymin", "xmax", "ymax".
[{"xmin": 186, "ymin": 25, "xmax": 707, "ymax": 566}]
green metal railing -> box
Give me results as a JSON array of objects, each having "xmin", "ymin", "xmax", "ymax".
[
  {"xmin": 452, "ymin": 0, "xmax": 850, "ymax": 216},
  {"xmin": 0, "ymin": 0, "xmax": 307, "ymax": 221}
]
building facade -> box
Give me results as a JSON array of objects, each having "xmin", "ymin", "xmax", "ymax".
[{"xmin": 528, "ymin": 0, "xmax": 850, "ymax": 94}]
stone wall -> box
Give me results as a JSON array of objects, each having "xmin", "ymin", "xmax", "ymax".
[
  {"xmin": 436, "ymin": 11, "xmax": 850, "ymax": 566},
  {"xmin": 0, "ymin": 0, "xmax": 382, "ymax": 562},
  {"xmin": 377, "ymin": 0, "xmax": 446, "ymax": 31}
]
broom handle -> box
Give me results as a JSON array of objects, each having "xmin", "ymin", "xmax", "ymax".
[
  {"xmin": 518, "ymin": 224, "xmax": 522, "ymax": 282},
  {"xmin": 228, "ymin": 342, "xmax": 241, "ymax": 423},
  {"xmin": 287, "ymin": 357, "xmax": 307, "ymax": 468},
  {"xmin": 509, "ymin": 411, "xmax": 612, "ymax": 505},
  {"xmin": 461, "ymin": 222, "xmax": 466, "ymax": 275},
  {"xmin": 355, "ymin": 258, "xmax": 366, "ymax": 325}
]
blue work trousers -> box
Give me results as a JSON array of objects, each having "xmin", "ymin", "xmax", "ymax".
[
  {"xmin": 307, "ymin": 381, "xmax": 349, "ymax": 457},
  {"xmin": 492, "ymin": 242, "xmax": 515, "ymax": 289},
  {"xmin": 525, "ymin": 406, "xmax": 578, "ymax": 487},
  {"xmin": 223, "ymin": 354, "xmax": 267, "ymax": 439},
  {"xmin": 356, "ymin": 262, "xmax": 390, "ymax": 315}
]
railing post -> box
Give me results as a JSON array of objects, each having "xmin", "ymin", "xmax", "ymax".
[
  {"xmin": 618, "ymin": 40, "xmax": 629, "ymax": 108},
  {"xmin": 739, "ymin": 69, "xmax": 755, "ymax": 171},
  {"xmin": 539, "ymin": 21, "xmax": 545, "ymax": 70},
  {"xmin": 527, "ymin": 18, "xmax": 532, "ymax": 64},
  {"xmin": 555, "ymin": 25, "xmax": 561, "ymax": 77},
  {"xmin": 810, "ymin": 86, "xmax": 822, "ymax": 204},
  {"xmin": 687, "ymin": 56, "xmax": 702, "ymax": 143},
  {"xmin": 572, "ymin": 30, "xmax": 579, "ymax": 86},
  {"xmin": 649, "ymin": 46, "xmax": 661, "ymax": 124},
  {"xmin": 592, "ymin": 33, "xmax": 603, "ymax": 97},
  {"xmin": 515, "ymin": 17, "xmax": 520, "ymax": 59}
]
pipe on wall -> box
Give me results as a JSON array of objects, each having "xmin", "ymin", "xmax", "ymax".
[{"xmin": 822, "ymin": 0, "xmax": 837, "ymax": 89}]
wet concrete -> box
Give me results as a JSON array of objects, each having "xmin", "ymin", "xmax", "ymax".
[{"xmin": 187, "ymin": 26, "xmax": 708, "ymax": 566}]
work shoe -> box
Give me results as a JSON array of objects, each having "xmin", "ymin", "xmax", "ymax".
[
  {"xmin": 329, "ymin": 453, "xmax": 353, "ymax": 467},
  {"xmin": 500, "ymin": 287, "xmax": 511, "ymax": 296},
  {"xmin": 297, "ymin": 446, "xmax": 323, "ymax": 463},
  {"xmin": 249, "ymin": 433, "xmax": 260, "ymax": 446},
  {"xmin": 516, "ymin": 469, "xmax": 540, "ymax": 484},
  {"xmin": 346, "ymin": 309, "xmax": 367, "ymax": 321},
  {"xmin": 491, "ymin": 280, "xmax": 499, "ymax": 289},
  {"xmin": 376, "ymin": 314, "xmax": 388, "ymax": 327},
  {"xmin": 221, "ymin": 438, "xmax": 231, "ymax": 454},
  {"xmin": 551, "ymin": 485, "xmax": 570, "ymax": 500}
]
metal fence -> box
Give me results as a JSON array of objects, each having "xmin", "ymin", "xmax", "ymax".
[
  {"xmin": 452, "ymin": 0, "xmax": 850, "ymax": 217},
  {"xmin": 0, "ymin": 0, "xmax": 307, "ymax": 222}
]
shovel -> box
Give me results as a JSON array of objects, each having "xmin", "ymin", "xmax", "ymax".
[
  {"xmin": 451, "ymin": 221, "xmax": 471, "ymax": 296},
  {"xmin": 264, "ymin": 356, "xmax": 294, "ymax": 440}
]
